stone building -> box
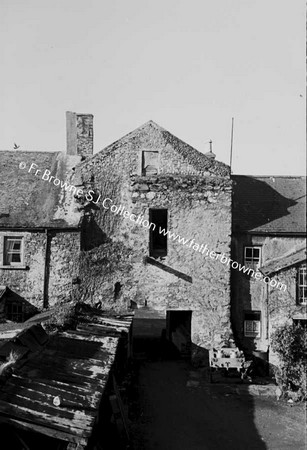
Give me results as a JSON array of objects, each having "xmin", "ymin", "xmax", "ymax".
[
  {"xmin": 3, "ymin": 111, "xmax": 305, "ymax": 367},
  {"xmin": 0, "ymin": 113, "xmax": 233, "ymax": 364},
  {"xmin": 0, "ymin": 113, "xmax": 90, "ymax": 318},
  {"xmin": 76, "ymin": 120, "xmax": 233, "ymax": 362},
  {"xmin": 231, "ymin": 176, "xmax": 306, "ymax": 363}
]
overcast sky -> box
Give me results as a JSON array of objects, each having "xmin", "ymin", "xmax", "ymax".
[{"xmin": 0, "ymin": 0, "xmax": 305, "ymax": 175}]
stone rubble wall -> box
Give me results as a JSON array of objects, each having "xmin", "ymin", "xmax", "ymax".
[
  {"xmin": 75, "ymin": 123, "xmax": 233, "ymax": 352},
  {"xmin": 231, "ymin": 235, "xmax": 306, "ymax": 357},
  {"xmin": 0, "ymin": 230, "xmax": 80, "ymax": 312}
]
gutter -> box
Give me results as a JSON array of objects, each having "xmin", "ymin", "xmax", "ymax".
[{"xmin": 232, "ymin": 231, "xmax": 307, "ymax": 237}]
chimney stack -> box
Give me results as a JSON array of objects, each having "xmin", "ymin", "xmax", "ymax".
[{"xmin": 66, "ymin": 111, "xmax": 93, "ymax": 159}]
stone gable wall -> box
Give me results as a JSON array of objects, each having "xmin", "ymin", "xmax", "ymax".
[{"xmin": 76, "ymin": 126, "xmax": 233, "ymax": 355}]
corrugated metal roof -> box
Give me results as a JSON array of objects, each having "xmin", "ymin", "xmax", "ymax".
[
  {"xmin": 232, "ymin": 176, "xmax": 306, "ymax": 234},
  {"xmin": 259, "ymin": 246, "xmax": 307, "ymax": 276}
]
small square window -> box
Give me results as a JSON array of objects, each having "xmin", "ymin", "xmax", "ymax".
[
  {"xmin": 244, "ymin": 246, "xmax": 261, "ymax": 271},
  {"xmin": 244, "ymin": 311, "xmax": 261, "ymax": 338},
  {"xmin": 3, "ymin": 237, "xmax": 24, "ymax": 266}
]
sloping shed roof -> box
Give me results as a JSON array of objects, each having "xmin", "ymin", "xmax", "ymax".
[
  {"xmin": 0, "ymin": 286, "xmax": 7, "ymax": 300},
  {"xmin": 91, "ymin": 120, "xmax": 230, "ymax": 177},
  {"xmin": 0, "ymin": 151, "xmax": 82, "ymax": 228},
  {"xmin": 259, "ymin": 246, "xmax": 307, "ymax": 276},
  {"xmin": 0, "ymin": 311, "xmax": 133, "ymax": 447},
  {"xmin": 232, "ymin": 176, "xmax": 306, "ymax": 234}
]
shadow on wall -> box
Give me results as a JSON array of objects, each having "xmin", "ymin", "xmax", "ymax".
[
  {"xmin": 230, "ymin": 235, "xmax": 255, "ymax": 355},
  {"xmin": 145, "ymin": 256, "xmax": 193, "ymax": 283},
  {"xmin": 81, "ymin": 215, "xmax": 108, "ymax": 251}
]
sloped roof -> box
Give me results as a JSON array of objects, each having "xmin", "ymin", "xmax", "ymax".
[
  {"xmin": 232, "ymin": 176, "xmax": 306, "ymax": 234},
  {"xmin": 0, "ymin": 151, "xmax": 82, "ymax": 228},
  {"xmin": 93, "ymin": 120, "xmax": 230, "ymax": 177},
  {"xmin": 0, "ymin": 310, "xmax": 133, "ymax": 447},
  {"xmin": 259, "ymin": 246, "xmax": 307, "ymax": 276},
  {"xmin": 0, "ymin": 286, "xmax": 7, "ymax": 300}
]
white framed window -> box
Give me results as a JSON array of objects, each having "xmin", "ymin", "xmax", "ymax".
[
  {"xmin": 244, "ymin": 246, "xmax": 261, "ymax": 270},
  {"xmin": 244, "ymin": 311, "xmax": 261, "ymax": 338},
  {"xmin": 297, "ymin": 264, "xmax": 307, "ymax": 305},
  {"xmin": 3, "ymin": 237, "xmax": 24, "ymax": 266}
]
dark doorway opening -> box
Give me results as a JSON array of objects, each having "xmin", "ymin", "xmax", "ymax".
[{"xmin": 166, "ymin": 310, "xmax": 192, "ymax": 358}]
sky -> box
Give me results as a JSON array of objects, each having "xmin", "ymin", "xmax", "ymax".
[{"xmin": 0, "ymin": 0, "xmax": 305, "ymax": 175}]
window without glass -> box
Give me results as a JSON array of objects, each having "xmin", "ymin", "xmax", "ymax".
[
  {"xmin": 297, "ymin": 264, "xmax": 307, "ymax": 304},
  {"xmin": 142, "ymin": 151, "xmax": 158, "ymax": 176},
  {"xmin": 244, "ymin": 246, "xmax": 261, "ymax": 270},
  {"xmin": 244, "ymin": 311, "xmax": 261, "ymax": 338},
  {"xmin": 3, "ymin": 237, "xmax": 23, "ymax": 266},
  {"xmin": 149, "ymin": 209, "xmax": 167, "ymax": 257}
]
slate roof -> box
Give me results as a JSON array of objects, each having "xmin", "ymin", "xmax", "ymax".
[
  {"xmin": 0, "ymin": 151, "xmax": 82, "ymax": 228},
  {"xmin": 232, "ymin": 176, "xmax": 306, "ymax": 234},
  {"xmin": 91, "ymin": 120, "xmax": 230, "ymax": 177},
  {"xmin": 259, "ymin": 245, "xmax": 307, "ymax": 276}
]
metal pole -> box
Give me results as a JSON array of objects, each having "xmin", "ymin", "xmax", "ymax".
[{"xmin": 230, "ymin": 117, "xmax": 234, "ymax": 172}]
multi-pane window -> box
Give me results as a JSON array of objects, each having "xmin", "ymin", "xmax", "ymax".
[
  {"xmin": 149, "ymin": 209, "xmax": 167, "ymax": 257},
  {"xmin": 6, "ymin": 302, "xmax": 24, "ymax": 322},
  {"xmin": 141, "ymin": 151, "xmax": 158, "ymax": 176},
  {"xmin": 3, "ymin": 237, "xmax": 23, "ymax": 266},
  {"xmin": 297, "ymin": 264, "xmax": 307, "ymax": 304},
  {"xmin": 244, "ymin": 311, "xmax": 261, "ymax": 338},
  {"xmin": 244, "ymin": 246, "xmax": 261, "ymax": 270}
]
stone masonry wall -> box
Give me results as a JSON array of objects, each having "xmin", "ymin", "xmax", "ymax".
[
  {"xmin": 231, "ymin": 235, "xmax": 305, "ymax": 357},
  {"xmin": 0, "ymin": 230, "xmax": 80, "ymax": 313},
  {"xmin": 0, "ymin": 231, "xmax": 45, "ymax": 309},
  {"xmin": 75, "ymin": 123, "xmax": 233, "ymax": 355},
  {"xmin": 48, "ymin": 231, "xmax": 81, "ymax": 306}
]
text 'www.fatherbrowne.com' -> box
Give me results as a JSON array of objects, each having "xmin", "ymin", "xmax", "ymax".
[{"xmin": 19, "ymin": 161, "xmax": 287, "ymax": 292}]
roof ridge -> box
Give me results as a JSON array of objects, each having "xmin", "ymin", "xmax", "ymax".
[{"xmin": 89, "ymin": 120, "xmax": 230, "ymax": 176}]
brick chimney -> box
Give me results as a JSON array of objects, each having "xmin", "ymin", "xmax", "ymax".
[{"xmin": 66, "ymin": 111, "xmax": 93, "ymax": 159}]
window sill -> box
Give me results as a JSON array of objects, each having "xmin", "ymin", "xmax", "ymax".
[
  {"xmin": 0, "ymin": 265, "xmax": 28, "ymax": 270},
  {"xmin": 245, "ymin": 336, "xmax": 261, "ymax": 339}
]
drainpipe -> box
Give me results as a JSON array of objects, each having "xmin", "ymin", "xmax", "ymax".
[
  {"xmin": 265, "ymin": 282, "xmax": 269, "ymax": 340},
  {"xmin": 43, "ymin": 229, "xmax": 49, "ymax": 309}
]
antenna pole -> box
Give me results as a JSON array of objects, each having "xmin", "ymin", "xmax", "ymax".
[{"xmin": 229, "ymin": 117, "xmax": 234, "ymax": 172}]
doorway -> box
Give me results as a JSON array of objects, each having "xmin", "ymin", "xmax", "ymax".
[{"xmin": 166, "ymin": 310, "xmax": 192, "ymax": 358}]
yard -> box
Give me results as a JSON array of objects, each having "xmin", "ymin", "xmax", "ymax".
[{"xmin": 128, "ymin": 360, "xmax": 306, "ymax": 450}]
